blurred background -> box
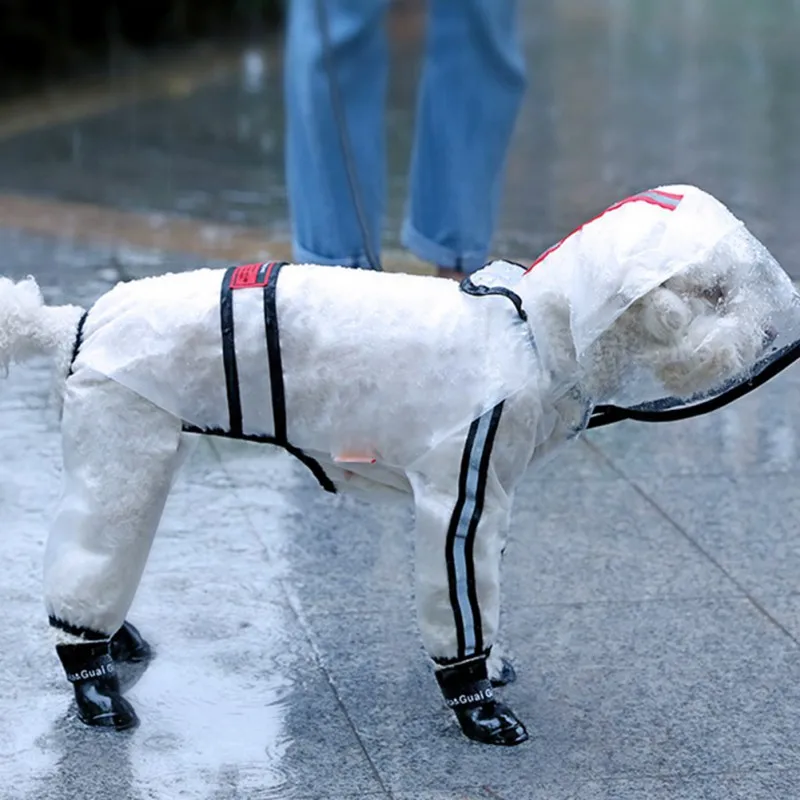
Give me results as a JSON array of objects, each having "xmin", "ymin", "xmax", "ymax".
[
  {"xmin": 0, "ymin": 1, "xmax": 286, "ymax": 94},
  {"xmin": 0, "ymin": 0, "xmax": 797, "ymax": 280}
]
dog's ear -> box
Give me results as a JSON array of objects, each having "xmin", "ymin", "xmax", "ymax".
[{"xmin": 639, "ymin": 287, "xmax": 694, "ymax": 345}]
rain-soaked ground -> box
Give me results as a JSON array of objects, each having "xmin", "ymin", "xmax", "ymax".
[{"xmin": 3, "ymin": 1, "xmax": 800, "ymax": 798}]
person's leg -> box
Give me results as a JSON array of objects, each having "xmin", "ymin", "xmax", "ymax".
[
  {"xmin": 284, "ymin": 0, "xmax": 391, "ymax": 267},
  {"xmin": 402, "ymin": 0, "xmax": 527, "ymax": 274}
]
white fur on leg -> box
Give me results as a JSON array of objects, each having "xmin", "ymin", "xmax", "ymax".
[{"xmin": 44, "ymin": 368, "xmax": 184, "ymax": 635}]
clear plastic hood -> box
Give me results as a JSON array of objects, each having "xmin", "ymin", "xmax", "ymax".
[{"xmin": 506, "ymin": 184, "xmax": 800, "ymax": 410}]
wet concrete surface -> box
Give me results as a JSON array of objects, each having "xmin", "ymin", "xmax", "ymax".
[{"xmin": 3, "ymin": 1, "xmax": 800, "ymax": 798}]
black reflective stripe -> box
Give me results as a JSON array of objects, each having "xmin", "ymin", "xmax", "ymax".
[
  {"xmin": 67, "ymin": 310, "xmax": 89, "ymax": 377},
  {"xmin": 220, "ymin": 267, "xmax": 243, "ymax": 436},
  {"xmin": 445, "ymin": 402, "xmax": 505, "ymax": 661},
  {"xmin": 205, "ymin": 262, "xmax": 337, "ymax": 493},
  {"xmin": 463, "ymin": 402, "xmax": 505, "ymax": 655},
  {"xmin": 255, "ymin": 262, "xmax": 270, "ymax": 284},
  {"xmin": 49, "ymin": 615, "xmax": 109, "ymax": 641},
  {"xmin": 262, "ymin": 262, "xmax": 288, "ymax": 442},
  {"xmin": 446, "ymin": 421, "xmax": 477, "ymax": 659}
]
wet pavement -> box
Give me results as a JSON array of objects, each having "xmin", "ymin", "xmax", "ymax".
[{"xmin": 3, "ymin": 1, "xmax": 800, "ymax": 798}]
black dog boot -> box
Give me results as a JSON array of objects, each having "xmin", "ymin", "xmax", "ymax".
[
  {"xmin": 110, "ymin": 621, "xmax": 152, "ymax": 664},
  {"xmin": 490, "ymin": 656, "xmax": 517, "ymax": 688},
  {"xmin": 436, "ymin": 657, "xmax": 528, "ymax": 746},
  {"xmin": 56, "ymin": 640, "xmax": 139, "ymax": 730}
]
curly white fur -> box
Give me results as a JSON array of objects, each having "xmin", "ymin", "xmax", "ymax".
[{"xmin": 0, "ymin": 276, "xmax": 83, "ymax": 385}]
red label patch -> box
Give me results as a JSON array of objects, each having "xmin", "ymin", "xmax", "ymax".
[{"xmin": 230, "ymin": 262, "xmax": 274, "ymax": 289}]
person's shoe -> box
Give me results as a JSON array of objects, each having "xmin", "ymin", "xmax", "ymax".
[
  {"xmin": 110, "ymin": 621, "xmax": 152, "ymax": 664},
  {"xmin": 435, "ymin": 657, "xmax": 528, "ymax": 746},
  {"xmin": 56, "ymin": 640, "xmax": 139, "ymax": 730}
]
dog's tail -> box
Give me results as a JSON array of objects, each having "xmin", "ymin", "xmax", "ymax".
[{"xmin": 0, "ymin": 276, "xmax": 85, "ymax": 379}]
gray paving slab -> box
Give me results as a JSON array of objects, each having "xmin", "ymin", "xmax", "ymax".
[
  {"xmin": 0, "ymin": 1, "xmax": 798, "ymax": 271},
  {"xmin": 393, "ymin": 788, "xmax": 574, "ymax": 800},
  {"xmin": 505, "ymin": 478, "xmax": 740, "ymax": 605},
  {"xmin": 202, "ymin": 438, "xmax": 417, "ymax": 625},
  {"xmin": 568, "ymin": 772, "xmax": 800, "ymax": 800},
  {"xmin": 230, "ymin": 451, "xmax": 737, "ymax": 623},
  {"xmin": 586, "ymin": 371, "xmax": 800, "ymax": 480},
  {"xmin": 247, "ymin": 471, "xmax": 740, "ymax": 624},
  {"xmin": 0, "ymin": 82, "xmax": 292, "ymax": 235},
  {"xmin": 305, "ymin": 597, "xmax": 800, "ymax": 796},
  {"xmin": 632, "ymin": 474, "xmax": 800, "ymax": 601},
  {"xmin": 757, "ymin": 595, "xmax": 800, "ymax": 644},
  {"xmin": 0, "ymin": 225, "xmax": 211, "ymax": 303},
  {"xmin": 502, "ymin": 0, "xmax": 800, "ymax": 274},
  {"xmin": 526, "ymin": 440, "xmax": 619, "ymax": 483}
]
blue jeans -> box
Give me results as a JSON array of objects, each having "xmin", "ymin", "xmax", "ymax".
[{"xmin": 284, "ymin": 0, "xmax": 527, "ymax": 271}]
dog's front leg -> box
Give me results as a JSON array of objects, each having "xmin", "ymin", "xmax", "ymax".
[{"xmin": 408, "ymin": 411, "xmax": 528, "ymax": 746}]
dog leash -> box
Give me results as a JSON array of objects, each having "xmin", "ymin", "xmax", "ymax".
[{"xmin": 587, "ymin": 337, "xmax": 800, "ymax": 429}]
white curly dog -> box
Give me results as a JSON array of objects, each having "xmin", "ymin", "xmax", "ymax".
[{"xmin": 0, "ymin": 184, "xmax": 795, "ymax": 745}]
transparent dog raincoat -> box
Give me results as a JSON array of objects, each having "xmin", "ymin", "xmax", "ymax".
[{"xmin": 72, "ymin": 184, "xmax": 800, "ymax": 472}]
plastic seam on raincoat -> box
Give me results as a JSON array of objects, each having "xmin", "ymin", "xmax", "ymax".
[
  {"xmin": 459, "ymin": 279, "xmax": 528, "ymax": 322},
  {"xmin": 67, "ymin": 310, "xmax": 89, "ymax": 378}
]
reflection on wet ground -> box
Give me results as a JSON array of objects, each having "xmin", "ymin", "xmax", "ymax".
[{"xmin": 2, "ymin": 1, "xmax": 800, "ymax": 798}]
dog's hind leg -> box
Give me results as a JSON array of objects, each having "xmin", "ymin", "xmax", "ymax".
[
  {"xmin": 108, "ymin": 433, "xmax": 197, "ymax": 667},
  {"xmin": 44, "ymin": 369, "xmax": 184, "ymax": 730},
  {"xmin": 408, "ymin": 406, "xmax": 528, "ymax": 746}
]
